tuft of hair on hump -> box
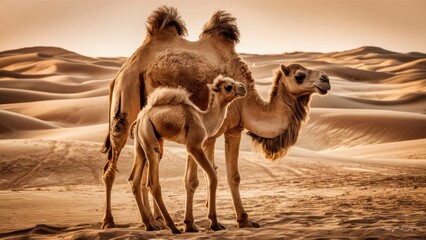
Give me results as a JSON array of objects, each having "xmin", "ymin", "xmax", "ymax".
[
  {"xmin": 143, "ymin": 87, "xmax": 194, "ymax": 112},
  {"xmin": 146, "ymin": 5, "xmax": 188, "ymax": 37},
  {"xmin": 201, "ymin": 10, "xmax": 240, "ymax": 43}
]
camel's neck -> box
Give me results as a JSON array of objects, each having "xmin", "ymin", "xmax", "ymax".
[
  {"xmin": 240, "ymin": 71, "xmax": 311, "ymax": 159},
  {"xmin": 201, "ymin": 94, "xmax": 229, "ymax": 137},
  {"xmin": 237, "ymin": 71, "xmax": 288, "ymax": 136},
  {"xmin": 226, "ymin": 57, "xmax": 299, "ymax": 137}
]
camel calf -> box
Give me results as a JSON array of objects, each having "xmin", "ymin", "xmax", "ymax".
[{"xmin": 129, "ymin": 75, "xmax": 246, "ymax": 233}]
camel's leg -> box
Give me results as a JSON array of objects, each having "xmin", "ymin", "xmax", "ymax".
[
  {"xmin": 204, "ymin": 137, "xmax": 217, "ymax": 169},
  {"xmin": 202, "ymin": 137, "xmax": 217, "ymax": 208},
  {"xmin": 101, "ymin": 67, "xmax": 141, "ymax": 229},
  {"xmin": 128, "ymin": 140, "xmax": 158, "ymax": 231},
  {"xmin": 102, "ymin": 143, "xmax": 125, "ymax": 229},
  {"xmin": 183, "ymin": 155, "xmax": 199, "ymax": 232},
  {"xmin": 142, "ymin": 138, "xmax": 166, "ymax": 229},
  {"xmin": 140, "ymin": 165, "xmax": 165, "ymax": 229},
  {"xmin": 224, "ymin": 131, "xmax": 260, "ymax": 228},
  {"xmin": 140, "ymin": 117, "xmax": 181, "ymax": 234},
  {"xmin": 102, "ymin": 111, "xmax": 133, "ymax": 229},
  {"xmin": 187, "ymin": 143, "xmax": 225, "ymax": 231},
  {"xmin": 152, "ymin": 138, "xmax": 165, "ymax": 225},
  {"xmin": 158, "ymin": 138, "xmax": 164, "ymax": 160},
  {"xmin": 102, "ymin": 161, "xmax": 116, "ymax": 228},
  {"xmin": 139, "ymin": 137, "xmax": 165, "ymax": 229}
]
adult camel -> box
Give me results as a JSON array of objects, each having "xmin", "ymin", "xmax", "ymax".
[{"xmin": 101, "ymin": 6, "xmax": 331, "ymax": 230}]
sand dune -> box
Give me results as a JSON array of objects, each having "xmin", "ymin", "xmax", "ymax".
[
  {"xmin": 0, "ymin": 87, "xmax": 108, "ymax": 104},
  {"xmin": 0, "ymin": 79, "xmax": 108, "ymax": 93},
  {"xmin": 0, "ymin": 96, "xmax": 108, "ymax": 126},
  {"xmin": 298, "ymin": 108, "xmax": 426, "ymax": 150},
  {"xmin": 378, "ymin": 58, "xmax": 426, "ymax": 73},
  {"xmin": 0, "ymin": 46, "xmax": 425, "ymax": 239},
  {"xmin": 0, "ymin": 110, "xmax": 58, "ymax": 133},
  {"xmin": 0, "ymin": 47, "xmax": 97, "ymax": 61},
  {"xmin": 311, "ymin": 93, "xmax": 426, "ymax": 113}
]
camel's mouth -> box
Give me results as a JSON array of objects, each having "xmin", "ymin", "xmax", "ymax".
[{"xmin": 314, "ymin": 83, "xmax": 330, "ymax": 95}]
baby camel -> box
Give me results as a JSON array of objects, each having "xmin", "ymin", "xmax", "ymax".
[{"xmin": 129, "ymin": 75, "xmax": 246, "ymax": 233}]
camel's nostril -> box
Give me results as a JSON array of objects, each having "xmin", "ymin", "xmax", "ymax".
[
  {"xmin": 320, "ymin": 75, "xmax": 329, "ymax": 83},
  {"xmin": 236, "ymin": 85, "xmax": 247, "ymax": 96}
]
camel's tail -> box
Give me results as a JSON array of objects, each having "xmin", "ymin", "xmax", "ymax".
[
  {"xmin": 146, "ymin": 5, "xmax": 188, "ymax": 38},
  {"xmin": 200, "ymin": 10, "xmax": 240, "ymax": 44},
  {"xmin": 100, "ymin": 79, "xmax": 116, "ymax": 161}
]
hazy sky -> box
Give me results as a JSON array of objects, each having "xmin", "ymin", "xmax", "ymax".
[{"xmin": 1, "ymin": 0, "xmax": 425, "ymax": 57}]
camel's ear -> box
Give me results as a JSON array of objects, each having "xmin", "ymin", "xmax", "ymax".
[
  {"xmin": 280, "ymin": 64, "xmax": 290, "ymax": 76},
  {"xmin": 207, "ymin": 83, "xmax": 220, "ymax": 92}
]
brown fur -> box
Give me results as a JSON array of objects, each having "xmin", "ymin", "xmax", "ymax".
[
  {"xmin": 129, "ymin": 87, "xmax": 206, "ymax": 140},
  {"xmin": 245, "ymin": 65, "xmax": 318, "ymax": 160},
  {"xmin": 146, "ymin": 5, "xmax": 188, "ymax": 37},
  {"xmin": 247, "ymin": 79, "xmax": 311, "ymax": 160},
  {"xmin": 201, "ymin": 10, "xmax": 240, "ymax": 43}
]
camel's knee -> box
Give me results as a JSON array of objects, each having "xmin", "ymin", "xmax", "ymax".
[
  {"xmin": 110, "ymin": 112, "xmax": 129, "ymax": 147},
  {"xmin": 185, "ymin": 178, "xmax": 199, "ymax": 192},
  {"xmin": 229, "ymin": 172, "xmax": 241, "ymax": 187},
  {"xmin": 140, "ymin": 184, "xmax": 149, "ymax": 194},
  {"xmin": 127, "ymin": 173, "xmax": 138, "ymax": 193},
  {"xmin": 103, "ymin": 162, "xmax": 116, "ymax": 184},
  {"xmin": 130, "ymin": 182, "xmax": 142, "ymax": 196},
  {"xmin": 147, "ymin": 183, "xmax": 161, "ymax": 194}
]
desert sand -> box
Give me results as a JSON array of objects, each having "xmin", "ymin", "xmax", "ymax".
[{"xmin": 0, "ymin": 46, "xmax": 425, "ymax": 239}]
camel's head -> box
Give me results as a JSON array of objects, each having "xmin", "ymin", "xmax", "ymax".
[
  {"xmin": 207, "ymin": 75, "xmax": 247, "ymax": 103},
  {"xmin": 280, "ymin": 64, "xmax": 331, "ymax": 97}
]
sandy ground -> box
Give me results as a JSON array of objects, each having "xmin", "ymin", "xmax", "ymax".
[{"xmin": 0, "ymin": 46, "xmax": 425, "ymax": 239}]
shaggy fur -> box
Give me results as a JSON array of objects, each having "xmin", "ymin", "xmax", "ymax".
[
  {"xmin": 247, "ymin": 95, "xmax": 311, "ymax": 160},
  {"xmin": 201, "ymin": 10, "xmax": 240, "ymax": 43},
  {"xmin": 144, "ymin": 87, "xmax": 196, "ymax": 112},
  {"xmin": 247, "ymin": 70, "xmax": 312, "ymax": 160},
  {"xmin": 146, "ymin": 5, "xmax": 188, "ymax": 37},
  {"xmin": 129, "ymin": 76, "xmax": 231, "ymax": 139},
  {"xmin": 226, "ymin": 56, "xmax": 256, "ymax": 90}
]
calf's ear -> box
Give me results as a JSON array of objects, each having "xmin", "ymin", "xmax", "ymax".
[
  {"xmin": 207, "ymin": 83, "xmax": 220, "ymax": 92},
  {"xmin": 280, "ymin": 64, "xmax": 290, "ymax": 76}
]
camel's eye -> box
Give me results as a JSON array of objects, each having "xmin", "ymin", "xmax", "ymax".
[
  {"xmin": 295, "ymin": 72, "xmax": 306, "ymax": 84},
  {"xmin": 224, "ymin": 84, "xmax": 233, "ymax": 91}
]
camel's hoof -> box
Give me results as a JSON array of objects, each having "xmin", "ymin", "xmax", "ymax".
[
  {"xmin": 145, "ymin": 223, "xmax": 160, "ymax": 231},
  {"xmin": 184, "ymin": 223, "xmax": 199, "ymax": 232},
  {"xmin": 238, "ymin": 219, "xmax": 260, "ymax": 228},
  {"xmin": 210, "ymin": 222, "xmax": 226, "ymax": 231},
  {"xmin": 169, "ymin": 226, "xmax": 182, "ymax": 234},
  {"xmin": 152, "ymin": 219, "xmax": 166, "ymax": 230},
  {"xmin": 101, "ymin": 221, "xmax": 115, "ymax": 229}
]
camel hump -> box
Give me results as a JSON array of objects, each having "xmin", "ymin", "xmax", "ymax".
[
  {"xmin": 200, "ymin": 10, "xmax": 240, "ymax": 44},
  {"xmin": 146, "ymin": 5, "xmax": 188, "ymax": 38},
  {"xmin": 145, "ymin": 87, "xmax": 193, "ymax": 110}
]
